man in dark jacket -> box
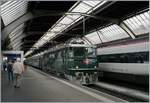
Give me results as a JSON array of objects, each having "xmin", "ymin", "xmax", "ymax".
[{"xmin": 7, "ymin": 60, "xmax": 14, "ymax": 82}]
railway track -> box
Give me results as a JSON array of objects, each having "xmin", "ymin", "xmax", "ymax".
[{"xmin": 86, "ymin": 82, "xmax": 149, "ymax": 102}]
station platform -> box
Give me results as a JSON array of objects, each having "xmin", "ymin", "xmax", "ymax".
[{"xmin": 2, "ymin": 66, "xmax": 103, "ymax": 102}]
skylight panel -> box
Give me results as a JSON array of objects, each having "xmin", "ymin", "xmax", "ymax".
[
  {"xmin": 9, "ymin": 23, "xmax": 24, "ymax": 38},
  {"xmin": 85, "ymin": 31, "xmax": 102, "ymax": 44},
  {"xmin": 59, "ymin": 16, "xmax": 74, "ymax": 25},
  {"xmin": 87, "ymin": 1, "xmax": 107, "ymax": 14},
  {"xmin": 3, "ymin": 5, "xmax": 27, "ymax": 20},
  {"xmin": 98, "ymin": 31, "xmax": 109, "ymax": 43},
  {"xmin": 11, "ymin": 31, "xmax": 24, "ymax": 41},
  {"xmin": 140, "ymin": 13, "xmax": 149, "ymax": 26},
  {"xmin": 46, "ymin": 32, "xmax": 55, "ymax": 37},
  {"xmin": 130, "ymin": 18, "xmax": 139, "ymax": 28},
  {"xmin": 114, "ymin": 25, "xmax": 129, "ymax": 38},
  {"xmin": 3, "ymin": 6, "xmax": 27, "ymax": 25},
  {"xmin": 83, "ymin": 1, "xmax": 101, "ymax": 7},
  {"xmin": 13, "ymin": 41, "xmax": 23, "ymax": 48},
  {"xmin": 42, "ymin": 36, "xmax": 49, "ymax": 41},
  {"xmin": 126, "ymin": 19, "xmax": 137, "ymax": 30},
  {"xmin": 1, "ymin": 1, "xmax": 28, "ymax": 26},
  {"xmin": 51, "ymin": 27, "xmax": 63, "ymax": 33},
  {"xmin": 132, "ymin": 16, "xmax": 141, "ymax": 26},
  {"xmin": 143, "ymin": 12, "xmax": 150, "ymax": 20},
  {"xmin": 100, "ymin": 24, "xmax": 129, "ymax": 42},
  {"xmin": 55, "ymin": 23, "xmax": 67, "ymax": 29},
  {"xmin": 123, "ymin": 11, "xmax": 149, "ymax": 35},
  {"xmin": 67, "ymin": 15, "xmax": 81, "ymax": 21},
  {"xmin": 72, "ymin": 2, "xmax": 91, "ymax": 13},
  {"xmin": 2, "ymin": 1, "xmax": 26, "ymax": 15},
  {"xmin": 1, "ymin": 1, "xmax": 17, "ymax": 11}
]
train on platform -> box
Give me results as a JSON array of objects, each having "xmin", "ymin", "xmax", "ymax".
[
  {"xmin": 97, "ymin": 41, "xmax": 149, "ymax": 85},
  {"xmin": 26, "ymin": 38, "xmax": 98, "ymax": 85}
]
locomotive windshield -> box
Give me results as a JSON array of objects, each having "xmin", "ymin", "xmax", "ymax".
[
  {"xmin": 67, "ymin": 46, "xmax": 97, "ymax": 69},
  {"xmin": 68, "ymin": 47, "xmax": 96, "ymax": 58}
]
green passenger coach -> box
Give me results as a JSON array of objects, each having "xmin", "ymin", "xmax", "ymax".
[{"xmin": 26, "ymin": 38, "xmax": 98, "ymax": 85}]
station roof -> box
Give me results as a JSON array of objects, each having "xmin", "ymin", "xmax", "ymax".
[{"xmin": 1, "ymin": 1, "xmax": 149, "ymax": 57}]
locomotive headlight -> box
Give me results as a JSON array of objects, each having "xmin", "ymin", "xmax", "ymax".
[{"xmin": 76, "ymin": 66, "xmax": 79, "ymax": 69}]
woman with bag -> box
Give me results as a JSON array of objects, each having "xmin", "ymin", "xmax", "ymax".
[{"xmin": 12, "ymin": 58, "xmax": 24, "ymax": 88}]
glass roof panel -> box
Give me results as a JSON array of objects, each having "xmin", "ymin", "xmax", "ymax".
[
  {"xmin": 72, "ymin": 2, "xmax": 91, "ymax": 13},
  {"xmin": 10, "ymin": 31, "xmax": 23, "ymax": 43},
  {"xmin": 59, "ymin": 16, "xmax": 74, "ymax": 25},
  {"xmin": 123, "ymin": 11, "xmax": 149, "ymax": 35},
  {"xmin": 132, "ymin": 17, "xmax": 141, "ymax": 25},
  {"xmin": 13, "ymin": 43, "xmax": 22, "ymax": 50},
  {"xmin": 83, "ymin": 1, "xmax": 101, "ymax": 7},
  {"xmin": 129, "ymin": 18, "xmax": 139, "ymax": 28},
  {"xmin": 144, "ymin": 12, "xmax": 150, "ymax": 20},
  {"xmin": 87, "ymin": 1, "xmax": 107, "ymax": 14},
  {"xmin": 13, "ymin": 42, "xmax": 23, "ymax": 48},
  {"xmin": 9, "ymin": 23, "xmax": 24, "ymax": 38},
  {"xmin": 51, "ymin": 27, "xmax": 63, "ymax": 33},
  {"xmin": 3, "ymin": 6, "xmax": 27, "ymax": 25},
  {"xmin": 85, "ymin": 31, "xmax": 102, "ymax": 44},
  {"xmin": 67, "ymin": 15, "xmax": 81, "ymax": 21},
  {"xmin": 140, "ymin": 14, "xmax": 149, "ymax": 26},
  {"xmin": 46, "ymin": 32, "xmax": 55, "ymax": 37},
  {"xmin": 100, "ymin": 24, "xmax": 129, "ymax": 42},
  {"xmin": 127, "ymin": 19, "xmax": 137, "ymax": 29},
  {"xmin": 2, "ymin": 4, "xmax": 27, "ymax": 19},
  {"xmin": 11, "ymin": 31, "xmax": 24, "ymax": 41},
  {"xmin": 55, "ymin": 23, "xmax": 67, "ymax": 29},
  {"xmin": 1, "ymin": 1, "xmax": 28, "ymax": 26},
  {"xmin": 2, "ymin": 0, "xmax": 26, "ymax": 15},
  {"xmin": 1, "ymin": 1, "xmax": 16, "ymax": 11}
]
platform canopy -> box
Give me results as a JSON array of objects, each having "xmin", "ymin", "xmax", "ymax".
[{"xmin": 1, "ymin": 1, "xmax": 149, "ymax": 57}]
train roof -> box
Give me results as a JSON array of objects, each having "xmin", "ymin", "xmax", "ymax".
[
  {"xmin": 97, "ymin": 41, "xmax": 149, "ymax": 55},
  {"xmin": 30, "ymin": 38, "xmax": 96, "ymax": 58}
]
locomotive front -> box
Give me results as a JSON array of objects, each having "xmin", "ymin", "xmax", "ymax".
[{"xmin": 65, "ymin": 38, "xmax": 98, "ymax": 85}]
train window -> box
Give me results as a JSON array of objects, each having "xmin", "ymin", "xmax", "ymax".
[
  {"xmin": 120, "ymin": 54, "xmax": 129, "ymax": 63},
  {"xmin": 140, "ymin": 52, "xmax": 149, "ymax": 63},
  {"xmin": 86, "ymin": 47, "xmax": 96, "ymax": 58},
  {"xmin": 68, "ymin": 52, "xmax": 74, "ymax": 57},
  {"xmin": 69, "ymin": 47, "xmax": 73, "ymax": 50},
  {"xmin": 99, "ymin": 55, "xmax": 108, "ymax": 62},
  {"xmin": 99, "ymin": 52, "xmax": 149, "ymax": 63},
  {"xmin": 73, "ymin": 47, "xmax": 86, "ymax": 57},
  {"xmin": 134, "ymin": 54, "xmax": 144, "ymax": 63},
  {"xmin": 67, "ymin": 47, "xmax": 73, "ymax": 58}
]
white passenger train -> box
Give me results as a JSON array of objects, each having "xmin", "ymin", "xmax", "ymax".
[{"xmin": 97, "ymin": 41, "xmax": 149, "ymax": 85}]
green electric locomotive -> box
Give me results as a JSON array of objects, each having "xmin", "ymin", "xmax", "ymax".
[{"xmin": 27, "ymin": 38, "xmax": 98, "ymax": 85}]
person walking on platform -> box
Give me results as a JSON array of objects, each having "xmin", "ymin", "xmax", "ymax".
[
  {"xmin": 3, "ymin": 61, "xmax": 8, "ymax": 71},
  {"xmin": 23, "ymin": 61, "xmax": 27, "ymax": 71},
  {"xmin": 12, "ymin": 58, "xmax": 24, "ymax": 88},
  {"xmin": 7, "ymin": 60, "xmax": 14, "ymax": 82},
  {"xmin": 3, "ymin": 61, "xmax": 7, "ymax": 71}
]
